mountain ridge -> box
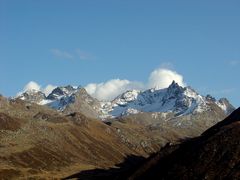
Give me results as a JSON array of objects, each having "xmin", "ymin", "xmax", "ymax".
[
  {"xmin": 129, "ymin": 107, "xmax": 240, "ymax": 180},
  {"xmin": 1, "ymin": 83, "xmax": 237, "ymax": 179},
  {"xmin": 16, "ymin": 81, "xmax": 235, "ymax": 119}
]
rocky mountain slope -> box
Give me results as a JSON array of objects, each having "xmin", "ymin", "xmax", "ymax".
[
  {"xmin": 0, "ymin": 97, "xmax": 144, "ymax": 179},
  {"xmin": 18, "ymin": 86, "xmax": 103, "ymax": 119},
  {"xmin": 17, "ymin": 81, "xmax": 235, "ymax": 120},
  {"xmin": 102, "ymin": 81, "xmax": 234, "ymax": 118},
  {"xmin": 14, "ymin": 82, "xmax": 236, "ymax": 159},
  {"xmin": 1, "ymin": 84, "xmax": 237, "ymax": 179},
  {"xmin": 129, "ymin": 107, "xmax": 240, "ymax": 180},
  {"xmin": 106, "ymin": 100, "xmax": 228, "ymax": 155},
  {"xmin": 16, "ymin": 81, "xmax": 235, "ymax": 152}
]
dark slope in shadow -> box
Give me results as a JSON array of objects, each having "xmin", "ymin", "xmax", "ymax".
[
  {"xmin": 129, "ymin": 107, "xmax": 240, "ymax": 180},
  {"xmin": 62, "ymin": 155, "xmax": 146, "ymax": 180}
]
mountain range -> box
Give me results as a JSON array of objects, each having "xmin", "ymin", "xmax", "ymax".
[
  {"xmin": 0, "ymin": 81, "xmax": 237, "ymax": 179},
  {"xmin": 17, "ymin": 81, "xmax": 235, "ymax": 119}
]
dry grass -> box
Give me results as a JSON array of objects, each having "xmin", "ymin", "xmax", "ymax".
[
  {"xmin": 0, "ymin": 99, "xmax": 140, "ymax": 179},
  {"xmin": 0, "ymin": 98, "xmax": 228, "ymax": 179}
]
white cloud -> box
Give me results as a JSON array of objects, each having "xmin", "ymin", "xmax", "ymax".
[
  {"xmin": 85, "ymin": 68, "xmax": 186, "ymax": 101},
  {"xmin": 18, "ymin": 68, "xmax": 186, "ymax": 101},
  {"xmin": 148, "ymin": 68, "xmax": 185, "ymax": 89},
  {"xmin": 18, "ymin": 81, "xmax": 57, "ymax": 96},
  {"xmin": 23, "ymin": 81, "xmax": 41, "ymax": 92},
  {"xmin": 50, "ymin": 48, "xmax": 94, "ymax": 60},
  {"xmin": 85, "ymin": 79, "xmax": 144, "ymax": 101},
  {"xmin": 50, "ymin": 49, "xmax": 74, "ymax": 59},
  {"xmin": 76, "ymin": 49, "xmax": 94, "ymax": 60}
]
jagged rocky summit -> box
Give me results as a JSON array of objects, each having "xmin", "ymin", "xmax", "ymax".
[{"xmin": 17, "ymin": 81, "xmax": 235, "ymax": 119}]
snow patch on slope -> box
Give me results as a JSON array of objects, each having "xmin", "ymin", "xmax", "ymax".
[
  {"xmin": 16, "ymin": 81, "xmax": 234, "ymax": 120},
  {"xmin": 100, "ymin": 81, "xmax": 210, "ymax": 118}
]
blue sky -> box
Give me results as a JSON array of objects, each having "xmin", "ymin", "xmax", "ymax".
[{"xmin": 0, "ymin": 0, "xmax": 239, "ymax": 107}]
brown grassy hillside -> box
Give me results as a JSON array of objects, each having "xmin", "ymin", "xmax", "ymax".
[
  {"xmin": 0, "ymin": 99, "xmax": 143, "ymax": 179},
  {"xmin": 130, "ymin": 108, "xmax": 240, "ymax": 180}
]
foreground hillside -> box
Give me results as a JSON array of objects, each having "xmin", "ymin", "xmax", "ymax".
[
  {"xmin": 0, "ymin": 92, "xmax": 237, "ymax": 179},
  {"xmin": 130, "ymin": 107, "xmax": 240, "ymax": 180},
  {"xmin": 0, "ymin": 96, "xmax": 143, "ymax": 179}
]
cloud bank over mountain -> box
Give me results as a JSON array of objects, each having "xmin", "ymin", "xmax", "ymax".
[
  {"xmin": 85, "ymin": 79, "xmax": 144, "ymax": 101},
  {"xmin": 18, "ymin": 81, "xmax": 56, "ymax": 96},
  {"xmin": 18, "ymin": 68, "xmax": 185, "ymax": 101},
  {"xmin": 85, "ymin": 68, "xmax": 185, "ymax": 101},
  {"xmin": 148, "ymin": 68, "xmax": 185, "ymax": 89}
]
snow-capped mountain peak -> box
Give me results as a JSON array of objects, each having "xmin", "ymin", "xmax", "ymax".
[
  {"xmin": 167, "ymin": 80, "xmax": 184, "ymax": 92},
  {"xmin": 100, "ymin": 81, "xmax": 233, "ymax": 118},
  {"xmin": 16, "ymin": 81, "xmax": 235, "ymax": 119},
  {"xmin": 47, "ymin": 85, "xmax": 80, "ymax": 100},
  {"xmin": 112, "ymin": 89, "xmax": 141, "ymax": 105},
  {"xmin": 17, "ymin": 89, "xmax": 46, "ymax": 104}
]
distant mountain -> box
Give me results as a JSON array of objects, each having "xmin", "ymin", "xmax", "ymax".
[
  {"xmin": 129, "ymin": 108, "xmax": 240, "ymax": 180},
  {"xmin": 17, "ymin": 89, "xmax": 46, "ymax": 104},
  {"xmin": 103, "ymin": 81, "xmax": 235, "ymax": 118},
  {"xmin": 17, "ymin": 81, "xmax": 236, "ymax": 159},
  {"xmin": 17, "ymin": 85, "xmax": 103, "ymax": 119},
  {"xmin": 2, "ymin": 83, "xmax": 238, "ymax": 179},
  {"xmin": 16, "ymin": 81, "xmax": 235, "ymax": 119}
]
